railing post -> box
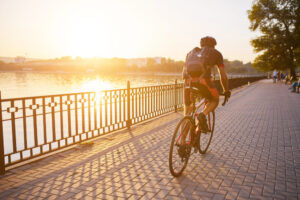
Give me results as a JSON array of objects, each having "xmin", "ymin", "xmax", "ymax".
[
  {"xmin": 0, "ymin": 91, "xmax": 5, "ymax": 175},
  {"xmin": 126, "ymin": 81, "xmax": 131, "ymax": 129},
  {"xmin": 174, "ymin": 79, "xmax": 177, "ymax": 112}
]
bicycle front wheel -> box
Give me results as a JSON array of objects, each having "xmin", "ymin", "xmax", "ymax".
[
  {"xmin": 199, "ymin": 111, "xmax": 215, "ymax": 154},
  {"xmin": 169, "ymin": 116, "xmax": 194, "ymax": 177}
]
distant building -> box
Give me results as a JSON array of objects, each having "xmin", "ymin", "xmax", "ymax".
[
  {"xmin": 15, "ymin": 56, "xmax": 26, "ymax": 63},
  {"xmin": 127, "ymin": 58, "xmax": 147, "ymax": 68},
  {"xmin": 152, "ymin": 57, "xmax": 162, "ymax": 64},
  {"xmin": 127, "ymin": 57, "xmax": 162, "ymax": 68},
  {"xmin": 0, "ymin": 56, "xmax": 37, "ymax": 63},
  {"xmin": 0, "ymin": 57, "xmax": 16, "ymax": 63}
]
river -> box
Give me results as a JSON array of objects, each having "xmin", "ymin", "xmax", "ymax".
[{"xmin": 0, "ymin": 72, "xmax": 182, "ymax": 99}]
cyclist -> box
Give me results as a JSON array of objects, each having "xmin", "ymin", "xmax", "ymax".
[{"xmin": 183, "ymin": 36, "xmax": 230, "ymax": 133}]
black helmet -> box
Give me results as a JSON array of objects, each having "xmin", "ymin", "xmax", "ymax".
[{"xmin": 200, "ymin": 36, "xmax": 217, "ymax": 47}]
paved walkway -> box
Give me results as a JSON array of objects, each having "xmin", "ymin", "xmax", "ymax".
[{"xmin": 0, "ymin": 79, "xmax": 299, "ymax": 200}]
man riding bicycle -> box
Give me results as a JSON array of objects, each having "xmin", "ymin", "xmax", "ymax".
[{"xmin": 183, "ymin": 36, "xmax": 230, "ymax": 133}]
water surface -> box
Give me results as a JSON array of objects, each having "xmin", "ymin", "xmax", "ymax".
[{"xmin": 0, "ymin": 72, "xmax": 181, "ymax": 99}]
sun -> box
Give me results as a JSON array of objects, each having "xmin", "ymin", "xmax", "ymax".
[{"xmin": 59, "ymin": 17, "xmax": 114, "ymax": 58}]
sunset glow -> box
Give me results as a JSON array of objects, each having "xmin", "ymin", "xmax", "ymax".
[
  {"xmin": 79, "ymin": 80, "xmax": 115, "ymax": 92},
  {"xmin": 0, "ymin": 0, "xmax": 256, "ymax": 62}
]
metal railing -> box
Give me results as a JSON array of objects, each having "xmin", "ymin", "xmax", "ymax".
[
  {"xmin": 0, "ymin": 81, "xmax": 184, "ymax": 174},
  {"xmin": 0, "ymin": 75, "xmax": 266, "ymax": 174}
]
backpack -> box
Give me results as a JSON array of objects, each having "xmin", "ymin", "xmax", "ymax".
[{"xmin": 186, "ymin": 47, "xmax": 211, "ymax": 77}]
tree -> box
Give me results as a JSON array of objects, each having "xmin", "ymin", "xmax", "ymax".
[
  {"xmin": 248, "ymin": 0, "xmax": 299, "ymax": 78},
  {"xmin": 295, "ymin": 0, "xmax": 300, "ymax": 67},
  {"xmin": 146, "ymin": 58, "xmax": 157, "ymax": 70}
]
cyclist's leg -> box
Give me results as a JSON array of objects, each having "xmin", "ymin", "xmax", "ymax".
[
  {"xmin": 203, "ymin": 96, "xmax": 219, "ymax": 115},
  {"xmin": 191, "ymin": 80, "xmax": 219, "ymax": 113},
  {"xmin": 184, "ymin": 104, "xmax": 193, "ymax": 116},
  {"xmin": 183, "ymin": 85, "xmax": 193, "ymax": 116},
  {"xmin": 199, "ymin": 78, "xmax": 219, "ymax": 115},
  {"xmin": 180, "ymin": 86, "xmax": 193, "ymax": 144},
  {"xmin": 191, "ymin": 80, "xmax": 218, "ymax": 132},
  {"xmin": 203, "ymin": 99, "xmax": 218, "ymax": 115}
]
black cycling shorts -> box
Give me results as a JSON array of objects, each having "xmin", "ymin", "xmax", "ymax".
[{"xmin": 184, "ymin": 82, "xmax": 213, "ymax": 105}]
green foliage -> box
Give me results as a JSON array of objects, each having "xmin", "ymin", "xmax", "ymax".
[
  {"xmin": 142, "ymin": 58, "xmax": 184, "ymax": 73},
  {"xmin": 248, "ymin": 0, "xmax": 299, "ymax": 77},
  {"xmin": 295, "ymin": 1, "xmax": 300, "ymax": 67},
  {"xmin": 223, "ymin": 59, "xmax": 258, "ymax": 74},
  {"xmin": 0, "ymin": 57, "xmax": 257, "ymax": 74}
]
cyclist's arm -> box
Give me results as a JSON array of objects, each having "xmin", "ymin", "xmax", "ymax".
[
  {"xmin": 182, "ymin": 53, "xmax": 189, "ymax": 80},
  {"xmin": 182, "ymin": 65, "xmax": 188, "ymax": 79},
  {"xmin": 217, "ymin": 64, "xmax": 229, "ymax": 92}
]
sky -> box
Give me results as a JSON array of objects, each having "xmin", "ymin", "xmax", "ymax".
[{"xmin": 0, "ymin": 0, "xmax": 258, "ymax": 63}]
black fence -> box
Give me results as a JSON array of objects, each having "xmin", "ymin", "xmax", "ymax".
[
  {"xmin": 0, "ymin": 75, "xmax": 266, "ymax": 174},
  {"xmin": 0, "ymin": 81, "xmax": 183, "ymax": 174}
]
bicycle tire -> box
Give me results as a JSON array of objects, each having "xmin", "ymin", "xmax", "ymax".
[
  {"xmin": 199, "ymin": 111, "xmax": 215, "ymax": 154},
  {"xmin": 169, "ymin": 116, "xmax": 194, "ymax": 177}
]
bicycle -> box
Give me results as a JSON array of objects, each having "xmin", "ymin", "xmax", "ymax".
[{"xmin": 169, "ymin": 84, "xmax": 229, "ymax": 177}]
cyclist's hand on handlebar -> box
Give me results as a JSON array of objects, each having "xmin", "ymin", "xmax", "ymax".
[
  {"xmin": 223, "ymin": 90, "xmax": 231, "ymax": 99},
  {"xmin": 221, "ymin": 90, "xmax": 231, "ymax": 106}
]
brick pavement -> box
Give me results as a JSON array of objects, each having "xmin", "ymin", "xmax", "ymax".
[{"xmin": 0, "ymin": 79, "xmax": 299, "ymax": 199}]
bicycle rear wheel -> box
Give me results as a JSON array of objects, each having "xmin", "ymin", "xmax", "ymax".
[
  {"xmin": 199, "ymin": 111, "xmax": 215, "ymax": 154},
  {"xmin": 169, "ymin": 116, "xmax": 194, "ymax": 177}
]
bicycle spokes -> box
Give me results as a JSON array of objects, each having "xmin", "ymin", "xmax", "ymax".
[
  {"xmin": 169, "ymin": 116, "xmax": 194, "ymax": 177},
  {"xmin": 175, "ymin": 122, "xmax": 192, "ymax": 146}
]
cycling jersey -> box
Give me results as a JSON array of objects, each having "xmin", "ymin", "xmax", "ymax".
[{"xmin": 183, "ymin": 47, "xmax": 224, "ymax": 105}]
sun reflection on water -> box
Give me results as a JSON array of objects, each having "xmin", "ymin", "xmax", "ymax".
[
  {"xmin": 79, "ymin": 79, "xmax": 115, "ymax": 93},
  {"xmin": 0, "ymin": 72, "xmax": 180, "ymax": 98}
]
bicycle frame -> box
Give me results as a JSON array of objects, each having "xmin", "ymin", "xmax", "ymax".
[
  {"xmin": 174, "ymin": 88, "xmax": 205, "ymax": 146},
  {"xmin": 170, "ymin": 74, "xmax": 229, "ymax": 176},
  {"xmin": 185, "ymin": 85, "xmax": 207, "ymax": 117},
  {"xmin": 176, "ymin": 75, "xmax": 226, "ymax": 148}
]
